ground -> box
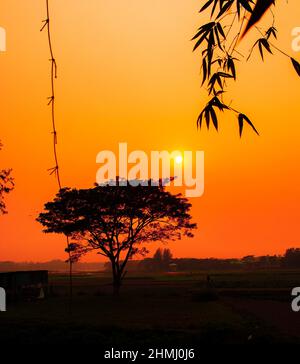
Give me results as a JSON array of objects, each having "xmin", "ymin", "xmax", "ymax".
[{"xmin": 0, "ymin": 270, "xmax": 299, "ymax": 347}]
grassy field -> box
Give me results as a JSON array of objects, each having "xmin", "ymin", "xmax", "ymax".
[{"xmin": 0, "ymin": 269, "xmax": 299, "ymax": 346}]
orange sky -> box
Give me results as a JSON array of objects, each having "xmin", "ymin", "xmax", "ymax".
[{"xmin": 0, "ymin": 0, "xmax": 299, "ymax": 262}]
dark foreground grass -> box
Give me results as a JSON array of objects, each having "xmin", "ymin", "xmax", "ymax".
[{"xmin": 0, "ymin": 271, "xmax": 299, "ymax": 345}]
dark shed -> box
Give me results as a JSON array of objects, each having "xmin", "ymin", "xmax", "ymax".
[{"xmin": 0, "ymin": 270, "xmax": 48, "ymax": 301}]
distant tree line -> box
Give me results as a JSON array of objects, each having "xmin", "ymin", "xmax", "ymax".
[
  {"xmin": 282, "ymin": 248, "xmax": 300, "ymax": 269},
  {"xmin": 0, "ymin": 260, "xmax": 105, "ymax": 273},
  {"xmin": 2, "ymin": 248, "xmax": 299, "ymax": 274},
  {"xmin": 105, "ymin": 248, "xmax": 300, "ymax": 272}
]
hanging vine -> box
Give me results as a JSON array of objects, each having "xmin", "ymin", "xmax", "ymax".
[
  {"xmin": 40, "ymin": 0, "xmax": 60, "ymax": 187},
  {"xmin": 40, "ymin": 0, "xmax": 74, "ymax": 307}
]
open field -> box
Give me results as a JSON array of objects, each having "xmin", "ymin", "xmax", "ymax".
[{"xmin": 0, "ymin": 270, "xmax": 300, "ymax": 346}]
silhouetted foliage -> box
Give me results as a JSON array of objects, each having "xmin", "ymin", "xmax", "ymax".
[
  {"xmin": 119, "ymin": 253, "xmax": 285, "ymax": 272},
  {"xmin": 0, "ymin": 141, "xmax": 14, "ymax": 215},
  {"xmin": 194, "ymin": 0, "xmax": 298, "ymax": 136},
  {"xmin": 153, "ymin": 248, "xmax": 163, "ymax": 263},
  {"xmin": 162, "ymin": 248, "xmax": 173, "ymax": 264},
  {"xmin": 151, "ymin": 248, "xmax": 174, "ymax": 271},
  {"xmin": 242, "ymin": 0, "xmax": 274, "ymax": 37},
  {"xmin": 37, "ymin": 179, "xmax": 196, "ymax": 294},
  {"xmin": 282, "ymin": 248, "xmax": 300, "ymax": 268}
]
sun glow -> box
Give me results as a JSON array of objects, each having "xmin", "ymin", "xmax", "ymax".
[{"xmin": 175, "ymin": 155, "xmax": 183, "ymax": 164}]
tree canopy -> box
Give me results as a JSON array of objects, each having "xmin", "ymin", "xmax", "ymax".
[{"xmin": 37, "ymin": 180, "xmax": 196, "ymax": 293}]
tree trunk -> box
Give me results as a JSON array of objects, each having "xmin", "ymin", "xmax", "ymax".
[
  {"xmin": 69, "ymin": 260, "xmax": 73, "ymax": 313},
  {"xmin": 111, "ymin": 259, "xmax": 122, "ymax": 296},
  {"xmin": 113, "ymin": 276, "xmax": 121, "ymax": 296}
]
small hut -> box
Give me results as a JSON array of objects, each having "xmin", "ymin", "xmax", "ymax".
[{"xmin": 0, "ymin": 270, "xmax": 48, "ymax": 302}]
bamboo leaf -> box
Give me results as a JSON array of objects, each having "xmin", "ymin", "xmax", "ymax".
[
  {"xmin": 210, "ymin": 107, "xmax": 218, "ymax": 131},
  {"xmin": 199, "ymin": 0, "xmax": 214, "ymax": 13},
  {"xmin": 238, "ymin": 113, "xmax": 259, "ymax": 136},
  {"xmin": 291, "ymin": 58, "xmax": 300, "ymax": 77},
  {"xmin": 242, "ymin": 0, "xmax": 274, "ymax": 37}
]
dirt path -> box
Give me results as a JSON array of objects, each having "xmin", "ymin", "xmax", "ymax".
[{"xmin": 225, "ymin": 298, "xmax": 300, "ymax": 337}]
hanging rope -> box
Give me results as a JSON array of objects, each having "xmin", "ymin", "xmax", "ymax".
[
  {"xmin": 40, "ymin": 0, "xmax": 60, "ymax": 187},
  {"xmin": 40, "ymin": 0, "xmax": 73, "ymax": 310}
]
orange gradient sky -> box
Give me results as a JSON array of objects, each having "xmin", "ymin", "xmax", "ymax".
[{"xmin": 0, "ymin": 0, "xmax": 299, "ymax": 262}]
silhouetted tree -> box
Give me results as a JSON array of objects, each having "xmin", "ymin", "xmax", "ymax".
[
  {"xmin": 162, "ymin": 248, "xmax": 173, "ymax": 264},
  {"xmin": 282, "ymin": 248, "xmax": 300, "ymax": 268},
  {"xmin": 152, "ymin": 248, "xmax": 173, "ymax": 271},
  {"xmin": 0, "ymin": 141, "xmax": 14, "ymax": 215},
  {"xmin": 153, "ymin": 248, "xmax": 163, "ymax": 263},
  {"xmin": 37, "ymin": 180, "xmax": 196, "ymax": 295}
]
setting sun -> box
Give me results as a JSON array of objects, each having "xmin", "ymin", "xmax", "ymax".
[{"xmin": 175, "ymin": 155, "xmax": 183, "ymax": 164}]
